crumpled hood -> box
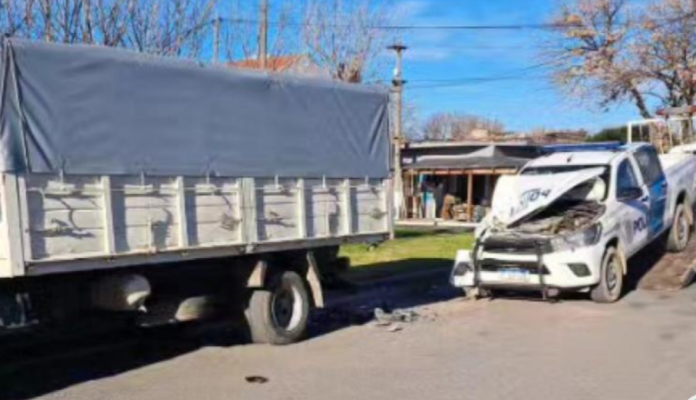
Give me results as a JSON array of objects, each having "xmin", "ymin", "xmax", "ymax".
[{"xmin": 489, "ymin": 167, "xmax": 605, "ymax": 227}]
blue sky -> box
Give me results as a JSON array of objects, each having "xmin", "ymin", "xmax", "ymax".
[{"xmin": 390, "ymin": 0, "xmax": 642, "ymax": 134}]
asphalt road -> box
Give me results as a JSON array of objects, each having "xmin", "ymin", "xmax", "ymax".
[{"xmin": 4, "ymin": 272, "xmax": 696, "ymax": 400}]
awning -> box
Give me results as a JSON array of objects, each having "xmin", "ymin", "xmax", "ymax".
[{"xmin": 403, "ymin": 145, "xmax": 539, "ymax": 171}]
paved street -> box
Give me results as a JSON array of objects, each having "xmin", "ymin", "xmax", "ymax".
[{"xmin": 5, "ymin": 273, "xmax": 696, "ymax": 400}]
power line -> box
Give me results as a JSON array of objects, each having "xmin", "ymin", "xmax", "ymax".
[
  {"xmin": 218, "ymin": 11, "xmax": 696, "ymax": 33},
  {"xmin": 407, "ymin": 76, "xmax": 548, "ymax": 90},
  {"xmin": 216, "ymin": 17, "xmax": 595, "ymax": 32},
  {"xmin": 367, "ymin": 58, "xmax": 565, "ymax": 89}
]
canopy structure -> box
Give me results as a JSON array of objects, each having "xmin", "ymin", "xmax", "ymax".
[
  {"xmin": 402, "ymin": 144, "xmax": 540, "ymax": 172},
  {"xmin": 0, "ymin": 38, "xmax": 391, "ymax": 178},
  {"xmin": 399, "ymin": 143, "xmax": 541, "ymax": 222}
]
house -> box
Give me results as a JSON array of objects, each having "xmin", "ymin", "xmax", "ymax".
[
  {"xmin": 229, "ymin": 54, "xmax": 330, "ymax": 78},
  {"xmin": 400, "ymin": 142, "xmax": 541, "ymax": 222},
  {"xmin": 511, "ymin": 129, "xmax": 588, "ymax": 144}
]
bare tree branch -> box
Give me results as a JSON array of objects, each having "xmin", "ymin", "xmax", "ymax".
[
  {"xmin": 548, "ymin": 0, "xmax": 696, "ymax": 118},
  {"xmin": 302, "ymin": 0, "xmax": 393, "ymax": 83},
  {"xmin": 422, "ymin": 112, "xmax": 506, "ymax": 142}
]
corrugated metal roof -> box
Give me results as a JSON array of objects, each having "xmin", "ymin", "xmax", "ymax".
[{"xmin": 402, "ymin": 144, "xmax": 540, "ymax": 171}]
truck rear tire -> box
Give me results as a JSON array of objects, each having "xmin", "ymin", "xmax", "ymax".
[
  {"xmin": 590, "ymin": 247, "xmax": 624, "ymax": 304},
  {"xmin": 667, "ymin": 203, "xmax": 690, "ymax": 253},
  {"xmin": 245, "ymin": 271, "xmax": 310, "ymax": 345}
]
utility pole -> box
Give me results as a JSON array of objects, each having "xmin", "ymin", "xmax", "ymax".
[
  {"xmin": 388, "ymin": 43, "xmax": 407, "ymax": 226},
  {"xmin": 259, "ymin": 0, "xmax": 269, "ymax": 69}
]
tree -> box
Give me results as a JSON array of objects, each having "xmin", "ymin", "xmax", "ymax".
[
  {"xmin": 586, "ymin": 126, "xmax": 626, "ymax": 142},
  {"xmin": 586, "ymin": 124, "xmax": 645, "ymax": 142},
  {"xmin": 219, "ymin": 0, "xmax": 296, "ymax": 63},
  {"xmin": 0, "ymin": 0, "xmax": 393, "ymax": 82},
  {"xmin": 216, "ymin": 0, "xmax": 393, "ymax": 83},
  {"xmin": 549, "ymin": 0, "xmax": 696, "ymax": 118},
  {"xmin": 125, "ymin": 0, "xmax": 216, "ymax": 58},
  {"xmin": 302, "ymin": 0, "xmax": 392, "ymax": 83},
  {"xmin": 422, "ymin": 112, "xmax": 505, "ymax": 142},
  {"xmin": 0, "ymin": 0, "xmax": 216, "ymax": 58}
]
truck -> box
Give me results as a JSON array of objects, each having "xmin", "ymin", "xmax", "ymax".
[
  {"xmin": 0, "ymin": 38, "xmax": 392, "ymax": 344},
  {"xmin": 451, "ymin": 142, "xmax": 696, "ymax": 303}
]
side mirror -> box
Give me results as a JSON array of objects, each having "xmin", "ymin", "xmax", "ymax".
[{"xmin": 618, "ymin": 187, "xmax": 643, "ymax": 202}]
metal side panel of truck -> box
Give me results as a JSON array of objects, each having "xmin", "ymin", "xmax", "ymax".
[{"xmin": 0, "ymin": 174, "xmax": 391, "ymax": 278}]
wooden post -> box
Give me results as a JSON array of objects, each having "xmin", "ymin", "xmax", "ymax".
[
  {"xmin": 467, "ymin": 172, "xmax": 474, "ymax": 222},
  {"xmin": 484, "ymin": 174, "xmax": 492, "ymax": 204}
]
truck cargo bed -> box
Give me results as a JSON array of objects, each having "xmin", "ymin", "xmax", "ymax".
[{"xmin": 0, "ymin": 173, "xmax": 391, "ymax": 278}]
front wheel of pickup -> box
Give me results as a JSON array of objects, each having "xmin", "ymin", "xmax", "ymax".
[
  {"xmin": 667, "ymin": 203, "xmax": 690, "ymax": 253},
  {"xmin": 591, "ymin": 247, "xmax": 624, "ymax": 304}
]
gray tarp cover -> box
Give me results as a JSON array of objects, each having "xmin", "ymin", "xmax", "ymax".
[{"xmin": 0, "ymin": 38, "xmax": 391, "ymax": 178}]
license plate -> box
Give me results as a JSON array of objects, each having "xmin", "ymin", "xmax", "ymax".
[{"xmin": 499, "ymin": 268, "xmax": 530, "ymax": 282}]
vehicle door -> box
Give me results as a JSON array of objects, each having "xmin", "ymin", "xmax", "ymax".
[
  {"xmin": 632, "ymin": 147, "xmax": 669, "ymax": 238},
  {"xmin": 615, "ymin": 158, "xmax": 650, "ymax": 256}
]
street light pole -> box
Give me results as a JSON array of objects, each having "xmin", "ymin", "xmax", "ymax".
[
  {"xmin": 388, "ymin": 43, "xmax": 407, "ymax": 226},
  {"xmin": 259, "ymin": 0, "xmax": 269, "ymax": 69}
]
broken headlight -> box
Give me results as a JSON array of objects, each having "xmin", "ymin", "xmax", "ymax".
[{"xmin": 550, "ymin": 223, "xmax": 602, "ymax": 252}]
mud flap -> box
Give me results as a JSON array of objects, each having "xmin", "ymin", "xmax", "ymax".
[{"xmin": 305, "ymin": 251, "xmax": 325, "ymax": 309}]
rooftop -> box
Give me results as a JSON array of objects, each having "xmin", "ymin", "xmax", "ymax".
[{"xmin": 228, "ymin": 55, "xmax": 307, "ymax": 72}]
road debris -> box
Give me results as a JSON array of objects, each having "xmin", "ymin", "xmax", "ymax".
[
  {"xmin": 245, "ymin": 376, "xmax": 269, "ymax": 384},
  {"xmin": 372, "ymin": 308, "xmax": 422, "ymax": 332},
  {"xmin": 374, "ymin": 308, "xmax": 419, "ymax": 324}
]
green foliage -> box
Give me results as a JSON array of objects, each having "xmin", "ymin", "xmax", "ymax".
[
  {"xmin": 587, "ymin": 125, "xmax": 644, "ymax": 143},
  {"xmin": 586, "ymin": 126, "xmax": 626, "ymax": 143}
]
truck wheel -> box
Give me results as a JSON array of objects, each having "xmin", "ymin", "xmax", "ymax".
[
  {"xmin": 245, "ymin": 271, "xmax": 310, "ymax": 345},
  {"xmin": 590, "ymin": 247, "xmax": 624, "ymax": 304},
  {"xmin": 667, "ymin": 203, "xmax": 690, "ymax": 252}
]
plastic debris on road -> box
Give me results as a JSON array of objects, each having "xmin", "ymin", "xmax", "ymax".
[{"xmin": 373, "ymin": 308, "xmax": 421, "ymax": 332}]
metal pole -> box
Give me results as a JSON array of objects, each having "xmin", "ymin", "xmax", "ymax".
[
  {"xmin": 388, "ymin": 44, "xmax": 408, "ymax": 225},
  {"xmin": 213, "ymin": 15, "xmax": 221, "ymax": 63},
  {"xmin": 259, "ymin": 0, "xmax": 269, "ymax": 69}
]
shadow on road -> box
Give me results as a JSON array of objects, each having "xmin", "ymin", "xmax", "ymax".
[
  {"xmin": 0, "ymin": 259, "xmax": 457, "ymax": 400},
  {"xmin": 624, "ymin": 240, "xmax": 669, "ymax": 291},
  {"xmin": 310, "ymin": 258, "xmax": 459, "ymax": 338},
  {"xmin": 1, "ymin": 248, "xmax": 684, "ymax": 399},
  {"xmin": 0, "ymin": 323, "xmax": 246, "ymax": 400}
]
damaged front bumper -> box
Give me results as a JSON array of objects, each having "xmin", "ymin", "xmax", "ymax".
[{"xmin": 450, "ymin": 237, "xmax": 604, "ymax": 292}]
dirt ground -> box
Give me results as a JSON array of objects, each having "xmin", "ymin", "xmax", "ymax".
[{"xmin": 4, "ymin": 267, "xmax": 696, "ymax": 400}]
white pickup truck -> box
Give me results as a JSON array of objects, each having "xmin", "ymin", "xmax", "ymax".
[{"xmin": 451, "ymin": 143, "xmax": 696, "ymax": 303}]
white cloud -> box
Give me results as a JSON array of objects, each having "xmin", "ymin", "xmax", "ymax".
[
  {"xmin": 406, "ymin": 47, "xmax": 452, "ymax": 62},
  {"xmin": 393, "ymin": 0, "xmax": 431, "ymax": 20}
]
